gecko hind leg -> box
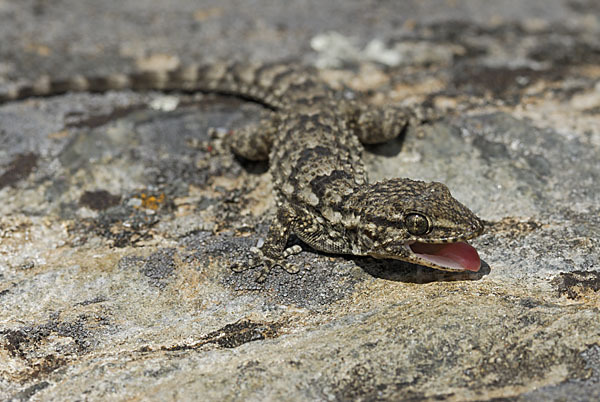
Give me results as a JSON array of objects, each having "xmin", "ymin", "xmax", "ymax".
[
  {"xmin": 228, "ymin": 111, "xmax": 280, "ymax": 161},
  {"xmin": 349, "ymin": 103, "xmax": 412, "ymax": 144}
]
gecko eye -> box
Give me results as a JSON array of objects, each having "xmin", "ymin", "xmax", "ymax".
[{"xmin": 404, "ymin": 213, "xmax": 430, "ymax": 236}]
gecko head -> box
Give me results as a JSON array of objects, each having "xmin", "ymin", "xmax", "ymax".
[{"xmin": 352, "ymin": 178, "xmax": 484, "ymax": 272}]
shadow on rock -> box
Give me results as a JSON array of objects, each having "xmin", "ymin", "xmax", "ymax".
[{"xmin": 354, "ymin": 256, "xmax": 490, "ymax": 284}]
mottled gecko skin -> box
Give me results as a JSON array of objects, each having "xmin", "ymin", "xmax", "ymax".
[{"xmin": 0, "ymin": 62, "xmax": 484, "ymax": 281}]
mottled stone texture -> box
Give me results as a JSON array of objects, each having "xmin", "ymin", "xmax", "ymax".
[{"xmin": 1, "ymin": 0, "xmax": 599, "ymax": 400}]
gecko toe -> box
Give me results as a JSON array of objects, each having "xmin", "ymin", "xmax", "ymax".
[
  {"xmin": 281, "ymin": 262, "xmax": 301, "ymax": 274},
  {"xmin": 254, "ymin": 266, "xmax": 271, "ymax": 283},
  {"xmin": 230, "ymin": 262, "xmax": 247, "ymax": 273},
  {"xmin": 282, "ymin": 244, "xmax": 302, "ymax": 258},
  {"xmin": 231, "ymin": 252, "xmax": 301, "ymax": 282}
]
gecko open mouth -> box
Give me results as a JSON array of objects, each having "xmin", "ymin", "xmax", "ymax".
[{"xmin": 407, "ymin": 241, "xmax": 481, "ymax": 272}]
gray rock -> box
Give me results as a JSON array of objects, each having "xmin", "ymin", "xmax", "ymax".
[{"xmin": 1, "ymin": 0, "xmax": 599, "ymax": 400}]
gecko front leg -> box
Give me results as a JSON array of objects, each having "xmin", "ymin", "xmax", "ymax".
[{"xmin": 232, "ymin": 206, "xmax": 302, "ymax": 282}]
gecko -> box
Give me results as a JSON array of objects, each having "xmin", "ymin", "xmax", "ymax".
[{"xmin": 0, "ymin": 62, "xmax": 484, "ymax": 281}]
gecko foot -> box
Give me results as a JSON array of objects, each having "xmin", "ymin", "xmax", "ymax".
[{"xmin": 230, "ymin": 245, "xmax": 303, "ymax": 282}]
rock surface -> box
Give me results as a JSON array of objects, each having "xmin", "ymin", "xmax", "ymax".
[{"xmin": 1, "ymin": 0, "xmax": 599, "ymax": 400}]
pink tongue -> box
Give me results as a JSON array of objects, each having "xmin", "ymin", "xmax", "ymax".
[{"xmin": 410, "ymin": 241, "xmax": 481, "ymax": 272}]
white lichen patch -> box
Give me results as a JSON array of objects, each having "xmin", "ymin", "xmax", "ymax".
[{"xmin": 0, "ymin": 215, "xmax": 68, "ymax": 270}]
